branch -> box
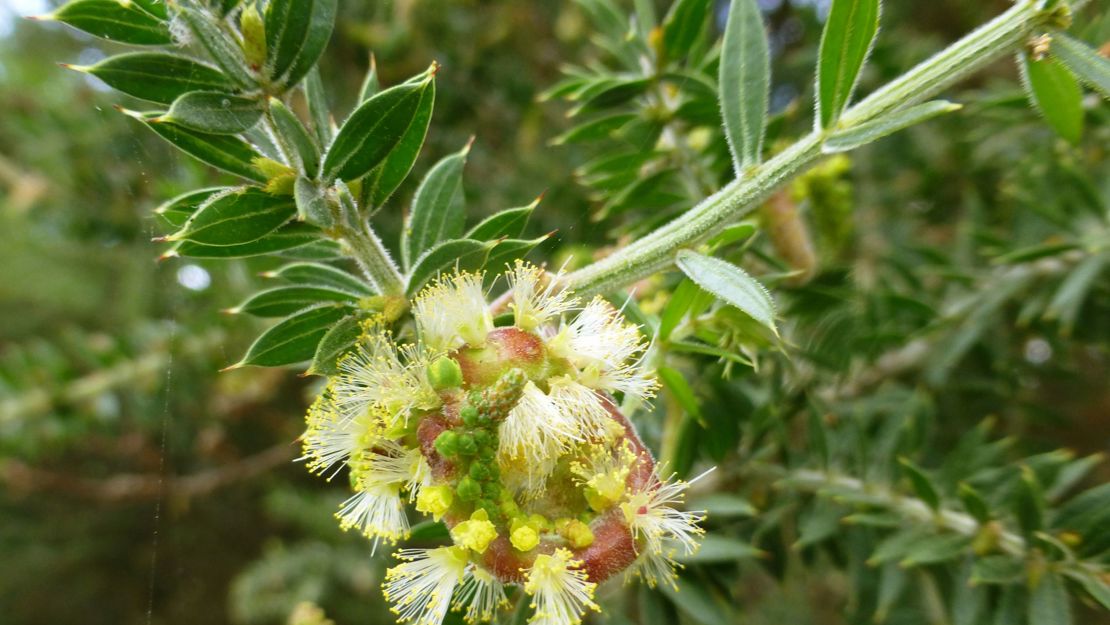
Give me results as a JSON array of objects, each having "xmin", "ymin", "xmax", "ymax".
[{"xmin": 562, "ymin": 0, "xmax": 1068, "ymax": 296}]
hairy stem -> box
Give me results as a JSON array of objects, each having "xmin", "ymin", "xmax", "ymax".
[
  {"xmin": 342, "ymin": 221, "xmax": 406, "ymax": 295},
  {"xmin": 562, "ymin": 0, "xmax": 1063, "ymax": 296}
]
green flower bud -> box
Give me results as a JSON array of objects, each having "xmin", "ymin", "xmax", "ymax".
[
  {"xmin": 427, "ymin": 356, "xmax": 464, "ymax": 390},
  {"xmin": 239, "ymin": 3, "xmax": 266, "ymax": 70},
  {"xmin": 469, "ymin": 463, "xmax": 490, "ymax": 481},
  {"xmin": 457, "ymin": 433, "xmax": 478, "ymax": 456},
  {"xmin": 434, "ymin": 430, "xmax": 459, "ymax": 458},
  {"xmin": 460, "ymin": 405, "xmax": 480, "ymax": 427},
  {"xmin": 456, "ymin": 476, "xmax": 482, "ymax": 502},
  {"xmin": 473, "ymin": 429, "xmax": 492, "ymax": 448}
]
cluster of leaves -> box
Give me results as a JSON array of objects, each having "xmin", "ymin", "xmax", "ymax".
[{"xmin": 46, "ymin": 0, "xmax": 549, "ymax": 374}]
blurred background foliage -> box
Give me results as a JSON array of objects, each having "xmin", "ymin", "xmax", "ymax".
[{"xmin": 0, "ymin": 1, "xmax": 1107, "ymax": 624}]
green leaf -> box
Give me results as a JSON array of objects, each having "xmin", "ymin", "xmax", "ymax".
[
  {"xmin": 686, "ymin": 494, "xmax": 756, "ymax": 518},
  {"xmin": 1051, "ymin": 33, "xmax": 1110, "ymax": 99},
  {"xmin": 321, "ymin": 73, "xmax": 434, "ymax": 183},
  {"xmin": 676, "ymin": 534, "xmax": 762, "ymax": 563},
  {"xmin": 868, "ymin": 528, "xmax": 930, "ymax": 566},
  {"xmin": 658, "ymin": 366, "xmax": 704, "ymax": 426},
  {"xmin": 43, "ymin": 0, "xmax": 172, "ymax": 46},
  {"xmin": 719, "ymin": 0, "xmax": 770, "ymax": 171},
  {"xmin": 1014, "ymin": 465, "xmax": 1046, "ymax": 537},
  {"xmin": 551, "ymin": 113, "xmax": 638, "ymax": 145},
  {"xmin": 232, "ymin": 305, "xmax": 351, "ymax": 368},
  {"xmin": 270, "ymin": 99, "xmax": 321, "ymax": 178},
  {"xmin": 898, "ymin": 457, "xmax": 941, "ymax": 511},
  {"xmin": 658, "ymin": 279, "xmax": 701, "ymax": 342},
  {"xmin": 823, "ymin": 100, "xmax": 961, "ymax": 153},
  {"xmin": 154, "ymin": 187, "xmax": 225, "ymax": 229},
  {"xmin": 132, "ymin": 112, "xmax": 267, "ymax": 183},
  {"xmin": 899, "ymin": 534, "xmax": 972, "ymax": 567},
  {"xmin": 359, "ymin": 54, "xmax": 380, "ymax": 102},
  {"xmin": 1044, "ymin": 254, "xmax": 1106, "ymax": 334},
  {"xmin": 970, "ymin": 556, "xmax": 1024, "ymax": 586},
  {"xmin": 957, "ymin": 483, "xmax": 991, "ymax": 523},
  {"xmin": 264, "ymin": 0, "xmax": 338, "ymax": 89},
  {"xmin": 1029, "ymin": 573, "xmax": 1072, "ymax": 625},
  {"xmin": 402, "ymin": 142, "xmax": 470, "ymax": 270},
  {"xmin": 1065, "ymin": 571, "xmax": 1110, "ymax": 611},
  {"xmin": 465, "ymin": 201, "xmax": 536, "ymax": 242},
  {"xmin": 482, "ymin": 235, "xmax": 552, "ymax": 275},
  {"xmin": 675, "ymin": 250, "xmax": 777, "ymax": 335},
  {"xmin": 1020, "ymin": 53, "xmax": 1084, "ymax": 144},
  {"xmin": 405, "ymin": 239, "xmax": 491, "ymax": 297},
  {"xmin": 264, "ymin": 262, "xmax": 373, "ymax": 296},
  {"xmin": 168, "ymin": 222, "xmax": 322, "ymax": 259},
  {"xmin": 659, "ymin": 576, "xmax": 731, "ymax": 625},
  {"xmin": 705, "ymin": 222, "xmax": 757, "ymax": 252},
  {"xmin": 294, "ymin": 176, "xmax": 331, "ymax": 227},
  {"xmin": 230, "ymin": 286, "xmax": 358, "ymax": 317},
  {"xmin": 817, "ymin": 0, "xmax": 881, "ymax": 129},
  {"xmin": 308, "ymin": 315, "xmax": 362, "ymax": 376},
  {"xmin": 362, "ymin": 75, "xmax": 436, "ymax": 209},
  {"xmin": 662, "ymin": 0, "xmax": 712, "ymax": 61},
  {"xmin": 178, "ymin": 7, "xmax": 255, "ymax": 89},
  {"xmin": 168, "ymin": 188, "xmax": 295, "ymax": 246},
  {"xmin": 304, "ymin": 67, "xmax": 333, "ymax": 145},
  {"xmin": 76, "ymin": 53, "xmax": 232, "ymax": 105},
  {"xmin": 162, "ymin": 91, "xmax": 263, "ymax": 134}
]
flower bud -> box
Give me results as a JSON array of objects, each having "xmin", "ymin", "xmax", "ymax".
[
  {"xmin": 239, "ymin": 3, "xmax": 266, "ymax": 71},
  {"xmin": 433, "ymin": 430, "xmax": 459, "ymax": 458},
  {"xmin": 427, "ymin": 356, "xmax": 464, "ymax": 390},
  {"xmin": 456, "ymin": 476, "xmax": 482, "ymax": 502}
]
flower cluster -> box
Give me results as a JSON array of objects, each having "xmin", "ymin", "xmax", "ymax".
[{"xmin": 301, "ymin": 262, "xmax": 708, "ymax": 625}]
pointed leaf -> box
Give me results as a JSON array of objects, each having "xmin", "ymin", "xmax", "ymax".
[
  {"xmin": 231, "ymin": 286, "xmax": 358, "ymax": 317},
  {"xmin": 265, "ymin": 262, "xmax": 373, "ymax": 296},
  {"xmin": 659, "ymin": 366, "xmax": 704, "ymax": 426},
  {"xmin": 402, "ymin": 142, "xmax": 469, "ymax": 269},
  {"xmin": 817, "ymin": 0, "xmax": 881, "ymax": 129},
  {"xmin": 465, "ymin": 202, "xmax": 536, "ymax": 241},
  {"xmin": 1051, "ymin": 33, "xmax": 1110, "ymax": 99},
  {"xmin": 170, "ymin": 188, "xmax": 295, "ymax": 246},
  {"xmin": 362, "ymin": 76, "xmax": 436, "ymax": 208},
  {"xmin": 154, "ymin": 187, "xmax": 226, "ymax": 229},
  {"xmin": 824, "ymin": 100, "xmax": 961, "ymax": 153},
  {"xmin": 898, "ymin": 457, "xmax": 941, "ymax": 511},
  {"xmin": 719, "ymin": 0, "xmax": 770, "ymax": 171},
  {"xmin": 234, "ymin": 305, "xmax": 351, "ymax": 368},
  {"xmin": 162, "ymin": 91, "xmax": 263, "ymax": 134},
  {"xmin": 676, "ymin": 535, "xmax": 761, "ymax": 563},
  {"xmin": 45, "ymin": 0, "xmax": 172, "ymax": 45},
  {"xmin": 1029, "ymin": 573, "xmax": 1072, "ymax": 625},
  {"xmin": 78, "ymin": 53, "xmax": 232, "ymax": 105},
  {"xmin": 304, "ymin": 67, "xmax": 333, "ymax": 145},
  {"xmin": 662, "ymin": 0, "xmax": 712, "ymax": 61},
  {"xmin": 169, "ymin": 222, "xmax": 322, "ymax": 259},
  {"xmin": 675, "ymin": 250, "xmax": 777, "ymax": 335},
  {"xmin": 1020, "ymin": 53, "xmax": 1084, "ymax": 143},
  {"xmin": 294, "ymin": 176, "xmax": 331, "ymax": 227},
  {"xmin": 405, "ymin": 239, "xmax": 491, "ymax": 296},
  {"xmin": 322, "ymin": 74, "xmax": 434, "ymax": 183},
  {"xmin": 270, "ymin": 99, "xmax": 321, "ymax": 178},
  {"xmin": 308, "ymin": 315, "xmax": 362, "ymax": 376},
  {"xmin": 482, "ymin": 235, "xmax": 551, "ymax": 275},
  {"xmin": 178, "ymin": 7, "xmax": 254, "ymax": 89},
  {"xmin": 264, "ymin": 0, "xmax": 338, "ymax": 88},
  {"xmin": 134, "ymin": 113, "xmax": 267, "ymax": 183}
]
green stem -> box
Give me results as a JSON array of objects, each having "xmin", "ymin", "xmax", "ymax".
[
  {"xmin": 342, "ymin": 222, "xmax": 406, "ymax": 295},
  {"xmin": 562, "ymin": 0, "xmax": 1063, "ymax": 297}
]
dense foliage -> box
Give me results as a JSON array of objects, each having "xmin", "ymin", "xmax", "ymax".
[{"xmin": 1, "ymin": 0, "xmax": 1108, "ymax": 624}]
